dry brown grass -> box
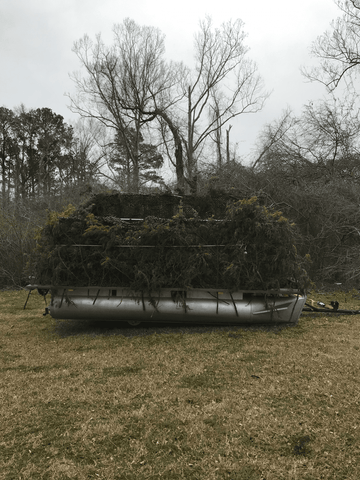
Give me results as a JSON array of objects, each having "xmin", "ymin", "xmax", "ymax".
[{"xmin": 0, "ymin": 289, "xmax": 359, "ymax": 479}]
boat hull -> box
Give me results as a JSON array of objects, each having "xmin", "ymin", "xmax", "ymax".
[{"xmin": 41, "ymin": 287, "xmax": 307, "ymax": 324}]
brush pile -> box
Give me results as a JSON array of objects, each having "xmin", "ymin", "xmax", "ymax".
[{"xmin": 30, "ymin": 192, "xmax": 310, "ymax": 292}]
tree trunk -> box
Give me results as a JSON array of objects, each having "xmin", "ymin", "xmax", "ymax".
[
  {"xmin": 154, "ymin": 109, "xmax": 185, "ymax": 194},
  {"xmin": 187, "ymin": 86, "xmax": 197, "ymax": 194},
  {"xmin": 226, "ymin": 125, "xmax": 232, "ymax": 164}
]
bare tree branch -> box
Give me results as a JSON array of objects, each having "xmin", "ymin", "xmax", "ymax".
[{"xmin": 302, "ymin": 0, "xmax": 360, "ymax": 91}]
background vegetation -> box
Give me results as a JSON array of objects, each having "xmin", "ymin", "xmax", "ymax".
[{"xmin": 2, "ymin": 3, "xmax": 360, "ymax": 288}]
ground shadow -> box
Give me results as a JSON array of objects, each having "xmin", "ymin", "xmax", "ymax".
[{"xmin": 50, "ymin": 318, "xmax": 296, "ymax": 339}]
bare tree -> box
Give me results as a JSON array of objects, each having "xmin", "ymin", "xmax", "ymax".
[
  {"xmin": 302, "ymin": 0, "xmax": 360, "ymax": 91},
  {"xmin": 252, "ymin": 108, "xmax": 296, "ymax": 170},
  {"xmin": 183, "ymin": 17, "xmax": 269, "ymax": 192},
  {"xmin": 253, "ymin": 96, "xmax": 360, "ymax": 182},
  {"xmin": 68, "ymin": 19, "xmax": 182, "ymax": 192},
  {"xmin": 141, "ymin": 17, "xmax": 268, "ymax": 193},
  {"xmin": 68, "ymin": 17, "xmax": 267, "ymax": 194}
]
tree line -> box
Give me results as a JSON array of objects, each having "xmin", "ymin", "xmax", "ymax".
[{"xmin": 0, "ymin": 106, "xmax": 104, "ymax": 204}]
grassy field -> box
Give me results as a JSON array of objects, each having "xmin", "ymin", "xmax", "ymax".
[{"xmin": 0, "ymin": 289, "xmax": 359, "ymax": 480}]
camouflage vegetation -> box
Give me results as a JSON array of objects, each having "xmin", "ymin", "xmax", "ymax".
[{"xmin": 30, "ymin": 193, "xmax": 311, "ymax": 292}]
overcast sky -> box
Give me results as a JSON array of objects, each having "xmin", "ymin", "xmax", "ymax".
[{"xmin": 0, "ymin": 0, "xmax": 341, "ymax": 162}]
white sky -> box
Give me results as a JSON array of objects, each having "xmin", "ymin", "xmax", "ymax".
[{"xmin": 0, "ymin": 0, "xmax": 341, "ymax": 162}]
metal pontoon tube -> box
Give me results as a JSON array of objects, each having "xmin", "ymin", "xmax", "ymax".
[{"xmin": 42, "ymin": 287, "xmax": 306, "ymax": 324}]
